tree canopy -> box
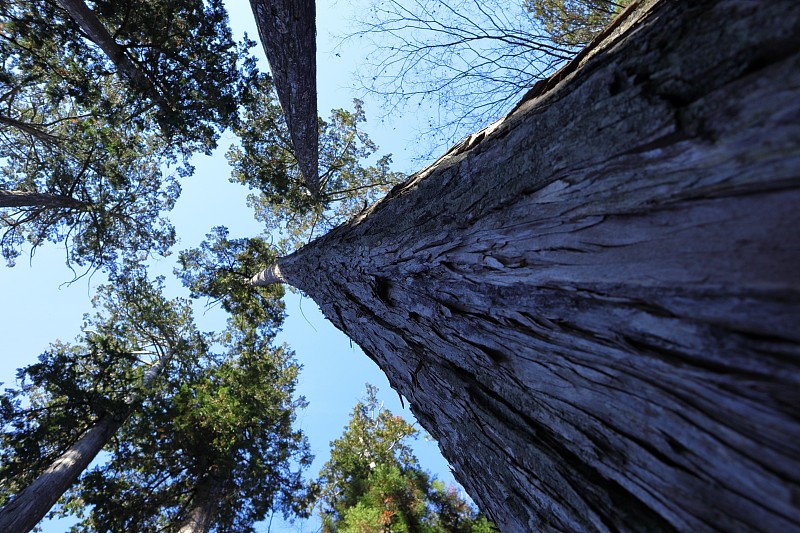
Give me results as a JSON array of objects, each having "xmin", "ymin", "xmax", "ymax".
[
  {"xmin": 0, "ymin": 0, "xmax": 254, "ymax": 271},
  {"xmin": 67, "ymin": 322, "xmax": 312, "ymax": 532},
  {"xmin": 0, "ymin": 265, "xmax": 313, "ymax": 532},
  {"xmin": 227, "ymin": 73, "xmax": 405, "ymax": 253},
  {"xmin": 317, "ymin": 384, "xmax": 494, "ymax": 532}
]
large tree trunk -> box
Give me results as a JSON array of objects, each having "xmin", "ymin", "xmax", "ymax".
[
  {"xmin": 0, "ymin": 416, "xmax": 123, "ymax": 533},
  {"xmin": 0, "ymin": 348, "xmax": 174, "ymax": 533},
  {"xmin": 176, "ymin": 473, "xmax": 223, "ymax": 533},
  {"xmin": 0, "ymin": 190, "xmax": 86, "ymax": 209},
  {"xmin": 252, "ymin": 0, "xmax": 800, "ymax": 530},
  {"xmin": 249, "ymin": 0, "xmax": 319, "ymax": 197}
]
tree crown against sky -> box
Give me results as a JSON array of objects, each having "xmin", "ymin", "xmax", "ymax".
[
  {"xmin": 228, "ymin": 73, "xmax": 406, "ymax": 254},
  {"xmin": 0, "ymin": 267, "xmax": 202, "ymax": 510},
  {"xmin": 0, "ymin": 0, "xmax": 254, "ymax": 273},
  {"xmin": 317, "ymin": 384, "xmax": 494, "ymax": 532},
  {"xmin": 0, "ymin": 265, "xmax": 314, "ymax": 532}
]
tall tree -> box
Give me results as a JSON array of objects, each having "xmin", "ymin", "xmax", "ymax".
[
  {"xmin": 0, "ymin": 0, "xmax": 254, "ymax": 270},
  {"xmin": 228, "ymin": 74, "xmax": 404, "ymax": 253},
  {"xmin": 249, "ymin": 0, "xmax": 319, "ymax": 196},
  {"xmin": 0, "ymin": 268, "xmax": 202, "ymax": 532},
  {"xmin": 250, "ymin": 0, "xmax": 800, "ymax": 530},
  {"xmin": 63, "ymin": 297, "xmax": 312, "ymax": 532},
  {"xmin": 0, "ymin": 95, "xmax": 180, "ymax": 269},
  {"xmin": 44, "ymin": 0, "xmax": 250, "ymax": 150},
  {"xmin": 318, "ymin": 384, "xmax": 493, "ymax": 532}
]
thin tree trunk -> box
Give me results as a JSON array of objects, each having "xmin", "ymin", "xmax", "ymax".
[
  {"xmin": 0, "ymin": 349, "xmax": 175, "ymax": 533},
  {"xmin": 249, "ymin": 0, "xmax": 319, "ymax": 197},
  {"xmin": 55, "ymin": 0, "xmax": 173, "ymax": 113},
  {"xmin": 252, "ymin": 0, "xmax": 800, "ymax": 530},
  {"xmin": 0, "ymin": 416, "xmax": 122, "ymax": 533},
  {"xmin": 176, "ymin": 474, "xmax": 223, "ymax": 533},
  {"xmin": 0, "ymin": 189, "xmax": 87, "ymax": 209}
]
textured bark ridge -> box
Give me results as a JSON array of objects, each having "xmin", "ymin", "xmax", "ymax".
[
  {"xmin": 249, "ymin": 0, "xmax": 319, "ymax": 196},
  {"xmin": 260, "ymin": 0, "xmax": 800, "ymax": 530}
]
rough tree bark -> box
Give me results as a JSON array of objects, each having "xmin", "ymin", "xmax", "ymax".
[
  {"xmin": 252, "ymin": 0, "xmax": 800, "ymax": 530},
  {"xmin": 249, "ymin": 0, "xmax": 319, "ymax": 197},
  {"xmin": 0, "ymin": 190, "xmax": 86, "ymax": 210},
  {"xmin": 0, "ymin": 349, "xmax": 174, "ymax": 533}
]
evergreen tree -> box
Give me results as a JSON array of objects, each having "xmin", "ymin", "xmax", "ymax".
[
  {"xmin": 0, "ymin": 262, "xmax": 313, "ymax": 532},
  {"xmin": 0, "ymin": 0, "xmax": 255, "ymax": 270},
  {"xmin": 67, "ymin": 320, "xmax": 313, "ymax": 533},
  {"xmin": 0, "ymin": 267, "xmax": 204, "ymax": 532},
  {"xmin": 524, "ymin": 0, "xmax": 631, "ymax": 46},
  {"xmin": 317, "ymin": 385, "xmax": 493, "ymax": 532},
  {"xmin": 227, "ymin": 74, "xmax": 405, "ymax": 253}
]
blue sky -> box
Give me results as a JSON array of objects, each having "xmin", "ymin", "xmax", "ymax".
[{"xmin": 0, "ymin": 1, "xmax": 468, "ymax": 531}]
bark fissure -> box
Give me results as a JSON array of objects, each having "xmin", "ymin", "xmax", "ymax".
[{"xmin": 252, "ymin": 0, "xmax": 800, "ymax": 529}]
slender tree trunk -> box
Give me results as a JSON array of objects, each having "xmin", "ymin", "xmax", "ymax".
[
  {"xmin": 177, "ymin": 474, "xmax": 223, "ymax": 533},
  {"xmin": 0, "ymin": 189, "xmax": 87, "ymax": 209},
  {"xmin": 253, "ymin": 0, "xmax": 800, "ymax": 530},
  {"xmin": 0, "ymin": 349, "xmax": 175, "ymax": 533},
  {"xmin": 249, "ymin": 0, "xmax": 319, "ymax": 196},
  {"xmin": 0, "ymin": 416, "xmax": 122, "ymax": 533},
  {"xmin": 55, "ymin": 0, "xmax": 173, "ymax": 113}
]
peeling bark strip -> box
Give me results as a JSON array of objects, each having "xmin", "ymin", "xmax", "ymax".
[
  {"xmin": 255, "ymin": 0, "xmax": 800, "ymax": 530},
  {"xmin": 249, "ymin": 0, "xmax": 319, "ymax": 196}
]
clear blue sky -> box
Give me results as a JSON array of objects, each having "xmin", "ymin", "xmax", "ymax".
[{"xmin": 0, "ymin": 1, "xmax": 467, "ymax": 531}]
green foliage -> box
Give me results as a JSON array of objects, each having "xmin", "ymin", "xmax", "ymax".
[
  {"xmin": 317, "ymin": 385, "xmax": 494, "ymax": 532},
  {"xmin": 67, "ymin": 320, "xmax": 313, "ymax": 533},
  {"xmin": 525, "ymin": 0, "xmax": 631, "ymax": 46},
  {"xmin": 0, "ymin": 0, "xmax": 256, "ymax": 271},
  {"xmin": 0, "ymin": 99, "xmax": 180, "ymax": 270},
  {"xmin": 0, "ymin": 267, "xmax": 197, "ymax": 508},
  {"xmin": 0, "ymin": 262, "xmax": 313, "ymax": 531},
  {"xmin": 228, "ymin": 74, "xmax": 405, "ymax": 253},
  {"xmin": 0, "ymin": 339, "xmax": 135, "ymax": 506},
  {"xmin": 175, "ymin": 226, "xmax": 285, "ymax": 328}
]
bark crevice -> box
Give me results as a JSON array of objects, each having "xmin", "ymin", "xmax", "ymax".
[{"xmin": 256, "ymin": 0, "xmax": 800, "ymax": 530}]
